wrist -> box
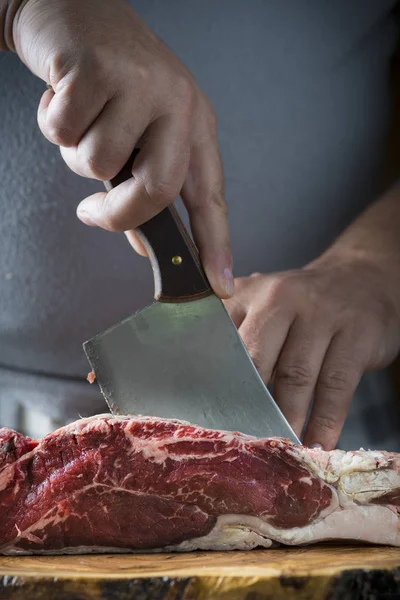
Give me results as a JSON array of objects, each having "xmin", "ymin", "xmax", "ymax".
[
  {"xmin": 311, "ymin": 187, "xmax": 400, "ymax": 275},
  {"xmin": 306, "ymin": 230, "xmax": 400, "ymax": 318},
  {"xmin": 311, "ymin": 240, "xmax": 387, "ymax": 271},
  {"xmin": 0, "ymin": 0, "xmax": 28, "ymax": 51}
]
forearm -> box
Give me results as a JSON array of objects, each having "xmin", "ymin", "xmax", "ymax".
[
  {"xmin": 0, "ymin": 0, "xmax": 25, "ymax": 51},
  {"xmin": 314, "ymin": 30, "xmax": 400, "ymax": 284},
  {"xmin": 310, "ymin": 186, "xmax": 400, "ymax": 317},
  {"xmin": 325, "ymin": 186, "xmax": 400, "ymax": 266}
]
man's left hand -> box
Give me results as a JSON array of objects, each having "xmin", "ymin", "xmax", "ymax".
[{"xmin": 224, "ymin": 255, "xmax": 400, "ymax": 450}]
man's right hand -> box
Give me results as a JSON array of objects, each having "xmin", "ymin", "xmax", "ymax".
[{"xmin": 5, "ymin": 0, "xmax": 233, "ymax": 297}]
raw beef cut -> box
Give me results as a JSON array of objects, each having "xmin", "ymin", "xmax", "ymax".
[{"xmin": 0, "ymin": 414, "xmax": 399, "ymax": 554}]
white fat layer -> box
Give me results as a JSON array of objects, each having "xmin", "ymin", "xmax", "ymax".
[
  {"xmin": 168, "ymin": 504, "xmax": 400, "ymax": 551},
  {"xmin": 166, "ymin": 524, "xmax": 273, "ymax": 551},
  {"xmin": 5, "ymin": 505, "xmax": 398, "ymax": 555}
]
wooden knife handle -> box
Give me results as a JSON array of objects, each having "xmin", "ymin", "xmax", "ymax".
[{"xmin": 104, "ymin": 150, "xmax": 212, "ymax": 303}]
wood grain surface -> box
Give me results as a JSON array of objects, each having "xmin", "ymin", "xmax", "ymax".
[{"xmin": 0, "ymin": 546, "xmax": 399, "ymax": 600}]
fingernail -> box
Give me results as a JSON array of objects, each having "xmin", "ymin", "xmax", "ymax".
[
  {"xmin": 310, "ymin": 443, "xmax": 323, "ymax": 450},
  {"xmin": 223, "ymin": 268, "xmax": 235, "ymax": 297},
  {"xmin": 77, "ymin": 209, "xmax": 96, "ymax": 227}
]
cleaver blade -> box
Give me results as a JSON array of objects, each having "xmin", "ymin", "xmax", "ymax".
[{"xmin": 83, "ymin": 154, "xmax": 300, "ymax": 443}]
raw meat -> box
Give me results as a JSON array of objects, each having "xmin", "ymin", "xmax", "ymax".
[
  {"xmin": 87, "ymin": 371, "xmax": 96, "ymax": 384},
  {"xmin": 0, "ymin": 414, "xmax": 399, "ymax": 555}
]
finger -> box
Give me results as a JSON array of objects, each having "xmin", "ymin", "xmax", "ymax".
[
  {"xmin": 38, "ymin": 71, "xmax": 107, "ymax": 148},
  {"xmin": 304, "ymin": 334, "xmax": 363, "ymax": 450},
  {"xmin": 124, "ymin": 231, "xmax": 148, "ymax": 257},
  {"xmin": 239, "ymin": 309, "xmax": 292, "ymax": 384},
  {"xmin": 273, "ymin": 320, "xmax": 331, "ymax": 438},
  {"xmin": 61, "ymin": 94, "xmax": 151, "ymax": 181},
  {"xmin": 223, "ymin": 295, "xmax": 246, "ymax": 329},
  {"xmin": 223, "ymin": 276, "xmax": 261, "ymax": 328},
  {"xmin": 181, "ymin": 110, "xmax": 232, "ymax": 299},
  {"xmin": 38, "ymin": 88, "xmax": 54, "ymax": 113},
  {"xmin": 77, "ymin": 114, "xmax": 190, "ymax": 231}
]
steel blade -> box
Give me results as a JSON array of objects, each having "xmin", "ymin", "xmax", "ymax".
[{"xmin": 84, "ymin": 295, "xmax": 300, "ymax": 442}]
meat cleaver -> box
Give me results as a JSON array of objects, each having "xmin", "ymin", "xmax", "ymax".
[{"xmin": 83, "ymin": 153, "xmax": 300, "ymax": 443}]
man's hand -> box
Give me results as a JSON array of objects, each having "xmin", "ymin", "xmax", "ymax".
[
  {"xmin": 225, "ymin": 239, "xmax": 400, "ymax": 450},
  {"xmin": 5, "ymin": 0, "xmax": 233, "ymax": 297}
]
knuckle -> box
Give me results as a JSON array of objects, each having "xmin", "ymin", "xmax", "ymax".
[
  {"xmin": 312, "ymin": 413, "xmax": 338, "ymax": 434},
  {"xmin": 135, "ymin": 64, "xmax": 152, "ymax": 86},
  {"xmin": 275, "ymin": 362, "xmax": 314, "ymax": 390},
  {"xmin": 144, "ymin": 180, "xmax": 177, "ymax": 208},
  {"xmin": 81, "ymin": 153, "xmax": 116, "ymax": 181},
  {"xmin": 175, "ymin": 73, "xmax": 196, "ymax": 109},
  {"xmin": 50, "ymin": 50, "xmax": 79, "ymax": 82},
  {"xmin": 42, "ymin": 80, "xmax": 81, "ymax": 147},
  {"xmin": 319, "ymin": 366, "xmax": 355, "ymax": 393},
  {"xmin": 205, "ymin": 186, "xmax": 228, "ymax": 214},
  {"xmin": 43, "ymin": 116, "xmax": 75, "ymax": 146},
  {"xmin": 190, "ymin": 181, "xmax": 227, "ymax": 216},
  {"xmin": 98, "ymin": 192, "xmax": 124, "ymax": 232},
  {"xmin": 231, "ymin": 276, "xmax": 249, "ymax": 294},
  {"xmin": 265, "ymin": 276, "xmax": 290, "ymax": 302}
]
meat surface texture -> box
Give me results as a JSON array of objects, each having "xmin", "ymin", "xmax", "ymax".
[{"xmin": 1, "ymin": 415, "xmax": 400, "ymax": 555}]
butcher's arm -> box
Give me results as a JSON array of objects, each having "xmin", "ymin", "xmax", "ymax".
[
  {"xmin": 0, "ymin": 0, "xmax": 233, "ymax": 298},
  {"xmin": 225, "ymin": 49, "xmax": 400, "ymax": 451}
]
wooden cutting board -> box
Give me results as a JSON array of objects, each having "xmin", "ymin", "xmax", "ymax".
[{"xmin": 0, "ymin": 546, "xmax": 399, "ymax": 600}]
